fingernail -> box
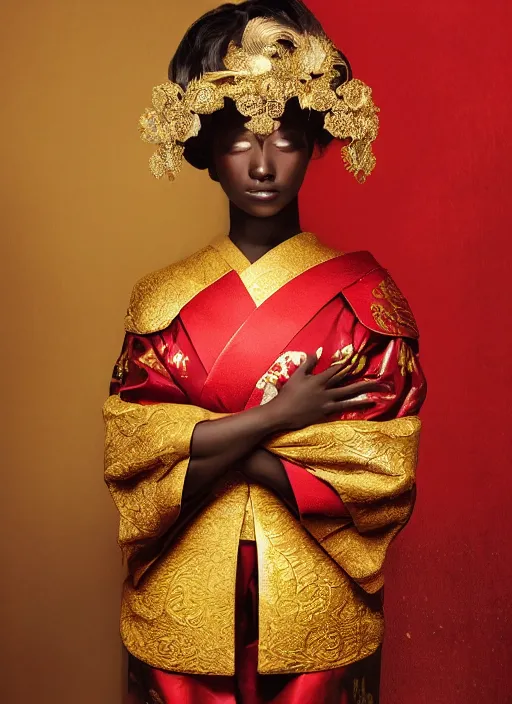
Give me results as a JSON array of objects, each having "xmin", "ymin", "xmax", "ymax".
[{"xmin": 316, "ymin": 347, "xmax": 323, "ymax": 359}]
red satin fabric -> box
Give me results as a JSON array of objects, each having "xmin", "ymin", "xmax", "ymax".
[
  {"xmin": 198, "ymin": 253, "xmax": 378, "ymax": 411},
  {"xmin": 134, "ymin": 543, "xmax": 379, "ymax": 704},
  {"xmin": 281, "ymin": 458, "xmax": 348, "ymax": 517}
]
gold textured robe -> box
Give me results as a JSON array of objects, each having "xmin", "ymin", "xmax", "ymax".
[{"xmin": 104, "ymin": 232, "xmax": 424, "ymax": 676}]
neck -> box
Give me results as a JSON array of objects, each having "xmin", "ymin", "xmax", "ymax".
[{"xmin": 228, "ymin": 198, "xmax": 302, "ymax": 263}]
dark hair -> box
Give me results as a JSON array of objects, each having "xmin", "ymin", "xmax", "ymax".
[{"xmin": 168, "ymin": 0, "xmax": 352, "ymax": 169}]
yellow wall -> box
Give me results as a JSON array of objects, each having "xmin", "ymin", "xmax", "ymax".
[{"xmin": 0, "ymin": 1, "xmax": 224, "ymax": 702}]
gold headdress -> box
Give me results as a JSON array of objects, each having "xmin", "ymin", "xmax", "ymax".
[{"xmin": 139, "ymin": 18, "xmax": 380, "ymax": 183}]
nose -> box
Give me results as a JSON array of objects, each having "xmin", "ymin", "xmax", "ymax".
[{"xmin": 248, "ymin": 141, "xmax": 276, "ymax": 183}]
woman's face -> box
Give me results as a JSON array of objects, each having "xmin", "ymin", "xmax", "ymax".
[{"xmin": 209, "ymin": 101, "xmax": 313, "ymax": 218}]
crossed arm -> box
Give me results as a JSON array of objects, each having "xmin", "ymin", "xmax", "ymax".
[
  {"xmin": 111, "ymin": 327, "xmax": 425, "ymax": 523},
  {"xmin": 184, "ymin": 352, "xmax": 385, "ymax": 515},
  {"xmin": 186, "ymin": 424, "xmax": 300, "ymax": 515}
]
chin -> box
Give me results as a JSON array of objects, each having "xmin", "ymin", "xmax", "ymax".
[
  {"xmin": 236, "ymin": 196, "xmax": 292, "ymax": 218},
  {"xmin": 245, "ymin": 204, "xmax": 285, "ymax": 218}
]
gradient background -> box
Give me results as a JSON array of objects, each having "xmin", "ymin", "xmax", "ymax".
[{"xmin": 1, "ymin": 0, "xmax": 510, "ymax": 703}]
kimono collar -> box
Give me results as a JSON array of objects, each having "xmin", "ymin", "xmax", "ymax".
[
  {"xmin": 210, "ymin": 232, "xmax": 343, "ymax": 307},
  {"xmin": 125, "ymin": 232, "xmax": 343, "ymax": 334}
]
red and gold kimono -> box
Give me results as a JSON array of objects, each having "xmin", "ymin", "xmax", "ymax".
[{"xmin": 104, "ymin": 232, "xmax": 426, "ymax": 704}]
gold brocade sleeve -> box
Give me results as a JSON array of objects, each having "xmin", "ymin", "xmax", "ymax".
[
  {"xmin": 103, "ymin": 394, "xmax": 229, "ymax": 577},
  {"xmin": 104, "ymin": 395, "xmax": 420, "ymax": 675},
  {"xmin": 265, "ymin": 416, "xmax": 420, "ymax": 593}
]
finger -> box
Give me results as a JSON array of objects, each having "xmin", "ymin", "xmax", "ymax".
[
  {"xmin": 298, "ymin": 352, "xmax": 319, "ymax": 376},
  {"xmin": 327, "ymin": 380, "xmax": 387, "ymax": 400},
  {"xmin": 324, "ymin": 366, "xmax": 350, "ymax": 388},
  {"xmin": 328, "ymin": 396, "xmax": 377, "ymax": 413},
  {"xmin": 317, "ymin": 361, "xmax": 347, "ymax": 383}
]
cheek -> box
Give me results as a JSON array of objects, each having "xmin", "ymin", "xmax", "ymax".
[
  {"xmin": 214, "ymin": 154, "xmax": 248, "ymax": 190},
  {"xmin": 279, "ymin": 151, "xmax": 311, "ymax": 186}
]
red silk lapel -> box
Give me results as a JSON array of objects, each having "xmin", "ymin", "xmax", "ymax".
[
  {"xmin": 199, "ymin": 252, "xmax": 379, "ymax": 412},
  {"xmin": 179, "ymin": 271, "xmax": 256, "ymax": 374}
]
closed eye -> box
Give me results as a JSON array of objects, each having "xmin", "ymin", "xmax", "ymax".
[
  {"xmin": 230, "ymin": 140, "xmax": 252, "ymax": 153},
  {"xmin": 273, "ymin": 131, "xmax": 307, "ymax": 150},
  {"xmin": 274, "ymin": 138, "xmax": 293, "ymax": 149}
]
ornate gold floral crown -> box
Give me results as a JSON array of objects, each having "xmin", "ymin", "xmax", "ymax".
[{"xmin": 139, "ymin": 17, "xmax": 380, "ymax": 183}]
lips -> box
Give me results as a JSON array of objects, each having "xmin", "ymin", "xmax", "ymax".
[{"xmin": 245, "ymin": 189, "xmax": 280, "ymax": 201}]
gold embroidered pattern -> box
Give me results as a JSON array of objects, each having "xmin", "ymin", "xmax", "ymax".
[
  {"xmin": 239, "ymin": 232, "xmax": 342, "ymax": 306},
  {"xmin": 126, "ymin": 233, "xmax": 343, "ymax": 335},
  {"xmin": 103, "ymin": 395, "xmax": 229, "ymax": 561},
  {"xmin": 105, "ymin": 391, "xmax": 421, "ymax": 675},
  {"xmin": 267, "ymin": 416, "xmax": 420, "ymax": 595},
  {"xmin": 210, "ymin": 233, "xmax": 252, "ymax": 275},
  {"xmin": 124, "ymin": 245, "xmax": 232, "ymax": 334},
  {"xmin": 137, "ymin": 348, "xmax": 169, "ymax": 377},
  {"xmin": 331, "ymin": 343, "xmax": 368, "ymax": 380},
  {"xmin": 251, "ymin": 484, "xmax": 383, "ymax": 674},
  {"xmin": 268, "ymin": 417, "xmax": 420, "ymax": 502},
  {"xmin": 169, "ymin": 347, "xmax": 189, "ymax": 378},
  {"xmin": 397, "ymin": 340, "xmax": 418, "ymax": 376},
  {"xmin": 301, "ymin": 515, "xmax": 352, "ymax": 543},
  {"xmin": 121, "ymin": 477, "xmax": 247, "ymax": 676},
  {"xmin": 140, "ymin": 18, "xmax": 379, "ymax": 183},
  {"xmin": 370, "ymin": 276, "xmax": 419, "ymax": 337}
]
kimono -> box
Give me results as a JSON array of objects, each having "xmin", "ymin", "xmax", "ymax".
[{"xmin": 103, "ymin": 231, "xmax": 427, "ymax": 704}]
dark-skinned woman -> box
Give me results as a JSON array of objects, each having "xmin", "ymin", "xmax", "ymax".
[{"xmin": 103, "ymin": 1, "xmax": 427, "ymax": 702}]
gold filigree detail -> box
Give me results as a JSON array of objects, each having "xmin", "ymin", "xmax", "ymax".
[
  {"xmin": 170, "ymin": 347, "xmax": 189, "ymax": 378},
  {"xmin": 370, "ymin": 276, "xmax": 419, "ymax": 337},
  {"xmin": 124, "ymin": 233, "xmax": 342, "ymax": 335},
  {"xmin": 137, "ymin": 348, "xmax": 169, "ymax": 377},
  {"xmin": 139, "ymin": 19, "xmax": 379, "ymax": 183},
  {"xmin": 331, "ymin": 344, "xmax": 367, "ymax": 380},
  {"xmin": 397, "ymin": 341, "xmax": 418, "ymax": 376}
]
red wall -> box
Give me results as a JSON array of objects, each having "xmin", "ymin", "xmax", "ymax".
[{"xmin": 302, "ymin": 1, "xmax": 512, "ymax": 702}]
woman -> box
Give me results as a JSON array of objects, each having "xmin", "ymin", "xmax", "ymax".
[{"xmin": 104, "ymin": 1, "xmax": 427, "ymax": 702}]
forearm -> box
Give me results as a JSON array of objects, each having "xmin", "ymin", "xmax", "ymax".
[
  {"xmin": 183, "ymin": 400, "xmax": 287, "ymax": 501},
  {"xmin": 241, "ymin": 448, "xmax": 299, "ymax": 516}
]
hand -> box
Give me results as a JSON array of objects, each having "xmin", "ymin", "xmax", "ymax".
[
  {"xmin": 241, "ymin": 448, "xmax": 299, "ymax": 516},
  {"xmin": 242, "ymin": 447, "xmax": 283, "ymax": 485},
  {"xmin": 268, "ymin": 352, "xmax": 386, "ymax": 431}
]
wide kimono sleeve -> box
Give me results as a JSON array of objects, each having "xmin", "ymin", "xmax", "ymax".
[
  {"xmin": 103, "ymin": 326, "xmax": 228, "ymax": 581},
  {"xmin": 265, "ymin": 305, "xmax": 427, "ymax": 594}
]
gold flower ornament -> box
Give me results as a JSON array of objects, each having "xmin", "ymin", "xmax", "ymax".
[{"xmin": 139, "ymin": 18, "xmax": 380, "ymax": 183}]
